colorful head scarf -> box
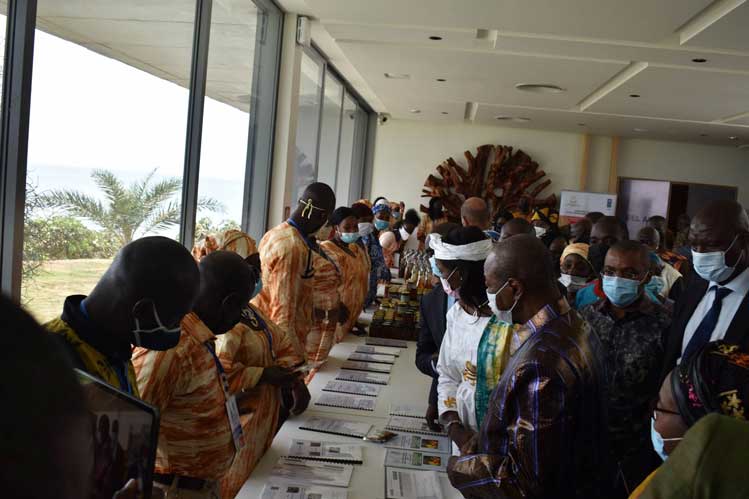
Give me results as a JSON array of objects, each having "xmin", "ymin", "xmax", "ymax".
[
  {"xmin": 531, "ymin": 207, "xmax": 559, "ymax": 225},
  {"xmin": 372, "ymin": 198, "xmax": 391, "ymax": 215},
  {"xmin": 672, "ymin": 341, "xmax": 749, "ymax": 426},
  {"xmin": 560, "ymin": 242, "xmax": 590, "ymax": 265}
]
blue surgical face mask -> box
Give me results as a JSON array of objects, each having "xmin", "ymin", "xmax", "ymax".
[
  {"xmin": 651, "ymin": 418, "xmax": 682, "ymax": 462},
  {"xmin": 602, "ymin": 275, "xmax": 643, "ymax": 307},
  {"xmin": 251, "ymin": 277, "xmax": 263, "ymax": 300},
  {"xmin": 340, "ymin": 232, "xmax": 360, "ymax": 244},
  {"xmin": 692, "ymin": 235, "xmax": 743, "ymax": 283},
  {"xmin": 429, "ymin": 256, "xmax": 442, "ymax": 278},
  {"xmin": 392, "ymin": 211, "xmax": 401, "ymax": 220},
  {"xmin": 374, "ymin": 219, "xmax": 390, "ymax": 231},
  {"xmin": 645, "ymin": 275, "xmax": 665, "ymax": 296}
]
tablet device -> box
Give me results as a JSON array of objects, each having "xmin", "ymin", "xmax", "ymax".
[{"xmin": 76, "ymin": 369, "xmax": 160, "ymax": 499}]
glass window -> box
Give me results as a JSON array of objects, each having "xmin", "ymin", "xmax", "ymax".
[
  {"xmin": 292, "ymin": 52, "xmax": 324, "ymax": 205},
  {"xmin": 22, "ymin": 2, "xmax": 194, "ymax": 322},
  {"xmin": 335, "ymin": 93, "xmax": 360, "ymax": 205},
  {"xmin": 316, "ymin": 74, "xmax": 343, "ymax": 189},
  {"xmin": 195, "ymin": 1, "xmax": 260, "ymax": 242}
]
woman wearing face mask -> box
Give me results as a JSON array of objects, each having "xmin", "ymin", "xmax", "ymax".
[
  {"xmin": 352, "ymin": 201, "xmax": 391, "ymax": 307},
  {"xmin": 559, "ymin": 243, "xmax": 596, "ymax": 305},
  {"xmin": 389, "ymin": 201, "xmax": 405, "ymax": 226},
  {"xmin": 380, "ymin": 209, "xmax": 422, "ymax": 267},
  {"xmin": 630, "ymin": 341, "xmax": 749, "ymax": 498},
  {"xmin": 531, "ymin": 206, "xmax": 561, "ymax": 247},
  {"xmin": 433, "ymin": 227, "xmax": 494, "ymax": 453},
  {"xmin": 321, "ymin": 207, "xmax": 371, "ymax": 341}
]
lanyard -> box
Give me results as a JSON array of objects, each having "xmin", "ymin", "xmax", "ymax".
[
  {"xmin": 80, "ymin": 300, "xmax": 132, "ymax": 395},
  {"xmin": 204, "ymin": 341, "xmax": 231, "ymax": 397},
  {"xmin": 286, "ymin": 219, "xmax": 314, "ymax": 249},
  {"xmin": 287, "ymin": 219, "xmax": 316, "ymax": 278},
  {"xmin": 245, "ymin": 307, "xmax": 276, "ymax": 361}
]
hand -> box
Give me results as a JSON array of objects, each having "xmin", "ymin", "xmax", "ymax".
[
  {"xmin": 338, "ymin": 304, "xmax": 350, "ymax": 325},
  {"xmin": 449, "ymin": 425, "xmax": 476, "ymax": 454},
  {"xmin": 425, "ymin": 404, "xmax": 442, "ymax": 432},
  {"xmin": 260, "ymin": 366, "xmax": 301, "ymax": 388},
  {"xmin": 291, "ymin": 380, "xmax": 311, "ymax": 415}
]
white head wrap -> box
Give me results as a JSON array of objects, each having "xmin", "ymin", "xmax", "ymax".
[{"xmin": 429, "ymin": 233, "xmax": 493, "ymax": 261}]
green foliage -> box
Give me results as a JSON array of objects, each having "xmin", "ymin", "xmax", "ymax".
[
  {"xmin": 25, "ymin": 215, "xmax": 119, "ymax": 261},
  {"xmin": 195, "ymin": 217, "xmax": 241, "ymax": 240},
  {"xmin": 41, "ymin": 168, "xmax": 224, "ymax": 245}
]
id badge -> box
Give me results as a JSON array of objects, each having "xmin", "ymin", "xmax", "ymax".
[{"xmin": 225, "ymin": 395, "xmax": 245, "ymax": 451}]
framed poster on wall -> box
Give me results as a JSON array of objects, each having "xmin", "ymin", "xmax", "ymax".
[
  {"xmin": 616, "ymin": 178, "xmax": 671, "ymax": 235},
  {"xmin": 559, "ymin": 190, "xmax": 617, "ymax": 223}
]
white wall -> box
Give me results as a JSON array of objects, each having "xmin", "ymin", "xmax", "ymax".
[{"xmin": 370, "ymin": 119, "xmax": 749, "ymax": 213}]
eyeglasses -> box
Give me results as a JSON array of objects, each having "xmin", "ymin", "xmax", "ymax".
[{"xmin": 652, "ymin": 406, "xmax": 680, "ymax": 420}]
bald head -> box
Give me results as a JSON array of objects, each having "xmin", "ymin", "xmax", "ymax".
[
  {"xmin": 691, "ymin": 200, "xmax": 749, "ymax": 263},
  {"xmin": 195, "ymin": 251, "xmax": 254, "ymax": 334},
  {"xmin": 461, "ymin": 197, "xmax": 490, "ymax": 229},
  {"xmin": 89, "ymin": 236, "xmax": 199, "ymax": 335},
  {"xmin": 637, "ymin": 226, "xmax": 660, "ymax": 252},
  {"xmin": 500, "ymin": 218, "xmax": 534, "ymax": 241},
  {"xmin": 590, "ymin": 216, "xmax": 626, "ymax": 246},
  {"xmin": 487, "ymin": 234, "xmax": 556, "ymax": 291}
]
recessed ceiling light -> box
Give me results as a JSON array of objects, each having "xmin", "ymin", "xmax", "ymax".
[
  {"xmin": 409, "ymin": 108, "xmax": 421, "ymax": 114},
  {"xmin": 495, "ymin": 116, "xmax": 512, "ymax": 120},
  {"xmin": 384, "ymin": 73, "xmax": 410, "ymax": 79},
  {"xmin": 429, "ymin": 36, "xmax": 443, "ymax": 41},
  {"xmin": 436, "ymin": 78, "xmax": 447, "ymax": 82},
  {"xmin": 629, "ymin": 94, "xmax": 641, "ymax": 98},
  {"xmin": 633, "ymin": 127, "xmax": 648, "ymax": 132},
  {"xmin": 700, "ymin": 133, "xmax": 709, "ymax": 137},
  {"xmin": 512, "ymin": 117, "xmax": 531, "ymax": 122},
  {"xmin": 738, "ymin": 144, "xmax": 749, "ymax": 149},
  {"xmin": 692, "ymin": 58, "xmax": 708, "ymax": 63},
  {"xmin": 441, "ymin": 111, "xmax": 449, "ymax": 115},
  {"xmin": 729, "ymin": 135, "xmax": 739, "ymax": 140},
  {"xmin": 515, "ymin": 83, "xmax": 566, "ymax": 94},
  {"xmin": 578, "ymin": 123, "xmax": 586, "ymax": 127}
]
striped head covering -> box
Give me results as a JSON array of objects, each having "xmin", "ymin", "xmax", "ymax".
[
  {"xmin": 531, "ymin": 207, "xmax": 559, "ymax": 225},
  {"xmin": 372, "ymin": 198, "xmax": 391, "ymax": 215}
]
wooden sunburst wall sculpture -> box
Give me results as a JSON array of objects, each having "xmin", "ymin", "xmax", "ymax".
[{"xmin": 420, "ymin": 144, "xmax": 557, "ymax": 221}]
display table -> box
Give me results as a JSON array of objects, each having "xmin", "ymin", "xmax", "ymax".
[{"xmin": 236, "ymin": 334, "xmax": 462, "ymax": 499}]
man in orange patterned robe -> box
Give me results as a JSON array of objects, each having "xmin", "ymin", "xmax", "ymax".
[{"xmin": 134, "ymin": 252, "xmax": 254, "ymax": 498}]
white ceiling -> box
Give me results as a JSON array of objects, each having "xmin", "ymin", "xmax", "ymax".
[{"xmin": 283, "ymin": 0, "xmax": 749, "ymax": 146}]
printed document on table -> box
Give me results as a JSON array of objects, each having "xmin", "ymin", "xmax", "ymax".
[
  {"xmin": 384, "ymin": 449, "xmax": 447, "ymax": 472},
  {"xmin": 287, "ymin": 439, "xmax": 363, "ymax": 464},
  {"xmin": 323, "ymin": 380, "xmax": 383, "ymax": 397},
  {"xmin": 385, "ymin": 433, "xmax": 450, "ymax": 454},
  {"xmin": 385, "ymin": 468, "xmax": 445, "ymax": 499},
  {"xmin": 261, "ymin": 481, "xmax": 348, "ymax": 499},
  {"xmin": 269, "ymin": 457, "xmax": 353, "ymax": 488}
]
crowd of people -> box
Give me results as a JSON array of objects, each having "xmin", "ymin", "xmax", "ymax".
[
  {"xmin": 4, "ymin": 179, "xmax": 749, "ymax": 499},
  {"xmin": 418, "ymin": 196, "xmax": 749, "ymax": 498}
]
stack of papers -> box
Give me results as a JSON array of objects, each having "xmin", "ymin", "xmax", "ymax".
[
  {"xmin": 269, "ymin": 458, "xmax": 354, "ymax": 488},
  {"xmin": 315, "ymin": 393, "xmax": 376, "ymax": 412},
  {"xmin": 261, "ymin": 482, "xmax": 348, "ymax": 499},
  {"xmin": 287, "ymin": 439, "xmax": 363, "ymax": 464},
  {"xmin": 323, "ymin": 380, "xmax": 383, "ymax": 397},
  {"xmin": 385, "ymin": 468, "xmax": 444, "ymax": 499},
  {"xmin": 384, "ymin": 449, "xmax": 447, "ymax": 472}
]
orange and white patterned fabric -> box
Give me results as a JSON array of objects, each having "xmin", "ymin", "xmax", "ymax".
[
  {"xmin": 133, "ymin": 312, "xmax": 235, "ymax": 481},
  {"xmin": 252, "ymin": 222, "xmax": 314, "ymax": 350},
  {"xmin": 305, "ymin": 248, "xmax": 341, "ymax": 364},
  {"xmin": 192, "ymin": 230, "xmax": 259, "ymax": 262},
  {"xmin": 215, "ymin": 305, "xmax": 303, "ymax": 499},
  {"xmin": 321, "ymin": 240, "xmax": 370, "ymax": 343}
]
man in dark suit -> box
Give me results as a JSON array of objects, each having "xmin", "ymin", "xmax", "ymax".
[
  {"xmin": 416, "ymin": 279, "xmax": 449, "ymax": 431},
  {"xmin": 663, "ymin": 200, "xmax": 749, "ymax": 375}
]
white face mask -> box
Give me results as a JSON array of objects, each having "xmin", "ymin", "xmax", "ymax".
[
  {"xmin": 692, "ymin": 235, "xmax": 743, "ymax": 283},
  {"xmin": 558, "ymin": 274, "xmax": 589, "ymax": 292},
  {"xmin": 399, "ymin": 226, "xmax": 410, "ymax": 241},
  {"xmin": 486, "ymin": 281, "xmax": 519, "ymax": 324},
  {"xmin": 358, "ymin": 222, "xmax": 374, "ymax": 237},
  {"xmin": 534, "ymin": 226, "xmax": 547, "ymax": 238}
]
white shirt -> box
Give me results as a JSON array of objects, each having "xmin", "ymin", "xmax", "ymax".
[
  {"xmin": 436, "ymin": 302, "xmax": 491, "ymax": 434},
  {"xmin": 660, "ymin": 262, "xmax": 682, "ymax": 298},
  {"xmin": 680, "ymin": 267, "xmax": 749, "ymax": 359}
]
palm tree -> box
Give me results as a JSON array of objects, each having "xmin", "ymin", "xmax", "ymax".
[{"xmin": 41, "ymin": 169, "xmax": 223, "ymax": 245}]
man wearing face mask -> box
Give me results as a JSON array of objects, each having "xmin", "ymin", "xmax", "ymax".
[
  {"xmin": 134, "ymin": 251, "xmax": 255, "ymax": 498},
  {"xmin": 45, "ymin": 236, "xmax": 200, "ymax": 396},
  {"xmin": 576, "ymin": 216, "xmax": 629, "ymax": 309},
  {"xmin": 461, "ymin": 197, "xmax": 500, "ymax": 241},
  {"xmin": 380, "ymin": 208, "xmax": 422, "ymax": 266},
  {"xmin": 353, "ymin": 200, "xmax": 391, "ymax": 307},
  {"xmin": 448, "ymin": 234, "xmax": 609, "ymax": 499},
  {"xmin": 662, "ymin": 200, "xmax": 749, "ymax": 376},
  {"xmin": 579, "ymin": 241, "xmax": 670, "ymax": 495}
]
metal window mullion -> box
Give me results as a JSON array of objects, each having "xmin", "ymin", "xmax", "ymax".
[
  {"xmin": 312, "ymin": 59, "xmax": 326, "ymax": 182},
  {"xmin": 0, "ymin": 0, "xmax": 37, "ymax": 302},
  {"xmin": 243, "ymin": 0, "xmax": 282, "ymax": 239},
  {"xmin": 329, "ymin": 81, "xmax": 344, "ymax": 193},
  {"xmin": 179, "ymin": 0, "xmax": 212, "ymax": 248}
]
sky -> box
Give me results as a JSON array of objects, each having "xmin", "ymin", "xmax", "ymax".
[{"xmin": 24, "ymin": 22, "xmax": 251, "ymax": 227}]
